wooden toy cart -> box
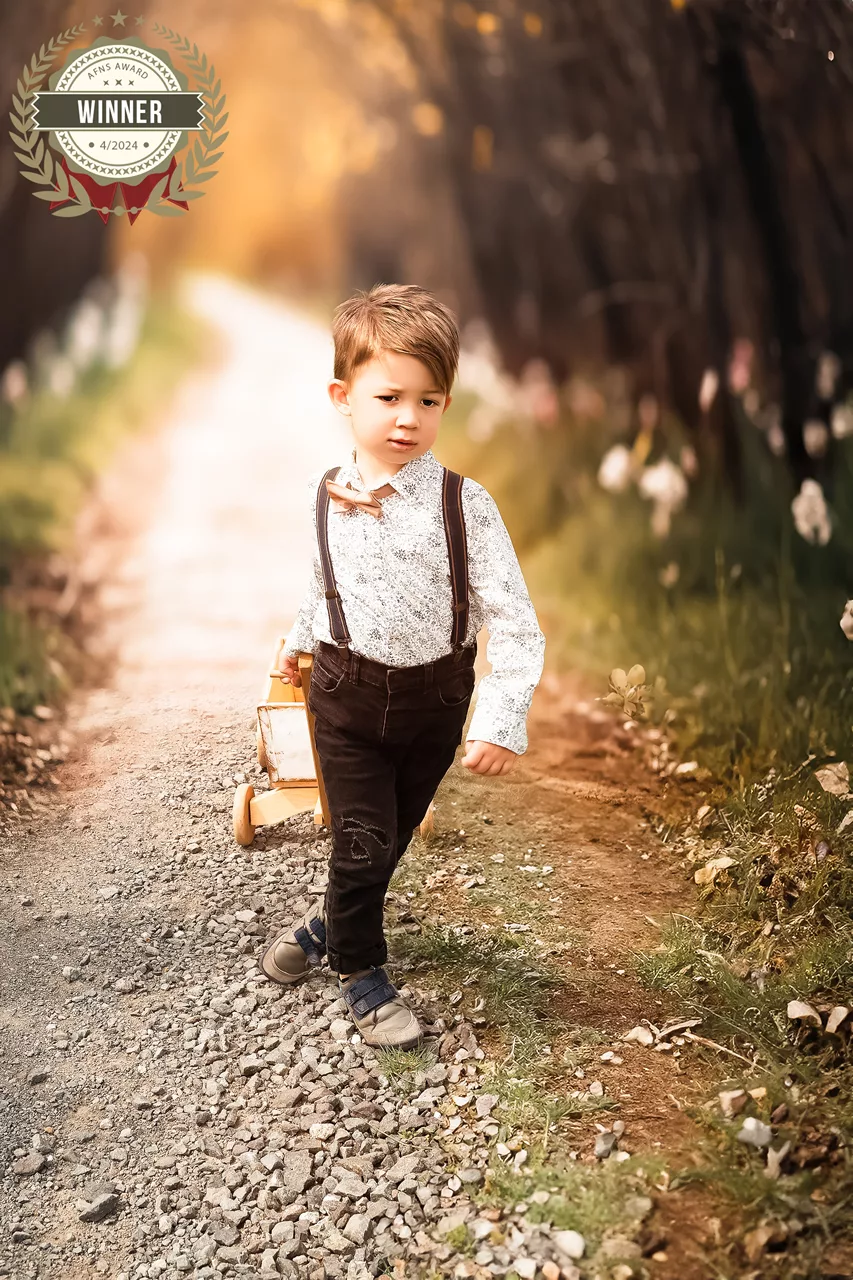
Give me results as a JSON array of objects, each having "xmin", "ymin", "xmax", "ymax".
[{"xmin": 232, "ymin": 637, "xmax": 435, "ymax": 846}]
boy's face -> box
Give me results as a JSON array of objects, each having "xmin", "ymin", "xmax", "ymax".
[{"xmin": 328, "ymin": 350, "xmax": 453, "ymax": 470}]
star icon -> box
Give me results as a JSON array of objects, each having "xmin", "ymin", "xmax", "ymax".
[
  {"xmin": 92, "ymin": 15, "xmax": 104, "ymax": 25},
  {"xmin": 135, "ymin": 15, "xmax": 145, "ymax": 24},
  {"xmin": 111, "ymin": 8, "xmax": 128, "ymax": 25}
]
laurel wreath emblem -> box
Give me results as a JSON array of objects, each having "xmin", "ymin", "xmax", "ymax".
[{"xmin": 8, "ymin": 22, "xmax": 227, "ymax": 219}]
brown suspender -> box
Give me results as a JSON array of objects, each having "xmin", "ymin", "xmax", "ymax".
[
  {"xmin": 442, "ymin": 467, "xmax": 470, "ymax": 650},
  {"xmin": 317, "ymin": 465, "xmax": 351, "ymax": 647},
  {"xmin": 316, "ymin": 464, "xmax": 470, "ymax": 653}
]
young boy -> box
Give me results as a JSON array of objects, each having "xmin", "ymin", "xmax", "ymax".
[{"xmin": 260, "ymin": 283, "xmax": 545, "ymax": 1050}]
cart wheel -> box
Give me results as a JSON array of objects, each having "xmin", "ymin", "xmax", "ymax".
[
  {"xmin": 256, "ymin": 725, "xmax": 267, "ymax": 770},
  {"xmin": 233, "ymin": 783, "xmax": 255, "ymax": 845},
  {"xmin": 419, "ymin": 801, "xmax": 435, "ymax": 840}
]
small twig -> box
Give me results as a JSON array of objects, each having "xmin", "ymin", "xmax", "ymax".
[{"xmin": 682, "ymin": 1031, "xmax": 756, "ymax": 1065}]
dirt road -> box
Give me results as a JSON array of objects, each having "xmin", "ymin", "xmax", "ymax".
[{"xmin": 0, "ymin": 277, "xmax": 711, "ymax": 1280}]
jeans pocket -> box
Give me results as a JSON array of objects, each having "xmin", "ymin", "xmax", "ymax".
[
  {"xmin": 435, "ymin": 666, "xmax": 476, "ymax": 707},
  {"xmin": 310, "ymin": 659, "xmax": 347, "ymax": 696}
]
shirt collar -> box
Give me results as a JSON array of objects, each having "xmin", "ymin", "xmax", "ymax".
[{"xmin": 345, "ymin": 446, "xmax": 443, "ymax": 501}]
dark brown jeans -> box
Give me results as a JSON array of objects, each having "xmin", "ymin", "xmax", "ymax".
[{"xmin": 307, "ymin": 637, "xmax": 478, "ymax": 974}]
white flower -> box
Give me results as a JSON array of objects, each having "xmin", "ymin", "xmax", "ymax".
[
  {"xmin": 597, "ymin": 444, "xmax": 633, "ymax": 493},
  {"xmin": 791, "ymin": 478, "xmax": 831, "ymax": 546},
  {"xmin": 831, "ymin": 403, "xmax": 853, "ymax": 439},
  {"xmin": 816, "ymin": 351, "xmax": 841, "ymax": 400},
  {"xmin": 639, "ymin": 459, "xmax": 688, "ymax": 538},
  {"xmin": 638, "ymin": 458, "xmax": 688, "ymax": 509},
  {"xmin": 803, "ymin": 419, "xmax": 829, "ymax": 457},
  {"xmin": 840, "ymin": 600, "xmax": 853, "ymax": 641},
  {"xmin": 698, "ymin": 368, "xmax": 719, "ymax": 413}
]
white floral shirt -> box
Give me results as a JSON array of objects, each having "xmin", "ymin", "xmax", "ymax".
[{"xmin": 282, "ymin": 447, "xmax": 545, "ymax": 754}]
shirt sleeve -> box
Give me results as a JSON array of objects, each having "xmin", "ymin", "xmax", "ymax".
[
  {"xmin": 282, "ymin": 470, "xmax": 325, "ymax": 658},
  {"xmin": 462, "ymin": 479, "xmax": 546, "ymax": 755}
]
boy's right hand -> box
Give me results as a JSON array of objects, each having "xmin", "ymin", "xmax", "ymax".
[{"xmin": 277, "ymin": 655, "xmax": 303, "ymax": 687}]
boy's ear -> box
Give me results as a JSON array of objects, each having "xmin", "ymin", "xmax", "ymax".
[
  {"xmin": 328, "ymin": 379, "xmax": 352, "ymax": 415},
  {"xmin": 442, "ymin": 392, "xmax": 453, "ymax": 414}
]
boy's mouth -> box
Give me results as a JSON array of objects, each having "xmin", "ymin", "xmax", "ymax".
[{"xmin": 388, "ymin": 439, "xmax": 416, "ymax": 450}]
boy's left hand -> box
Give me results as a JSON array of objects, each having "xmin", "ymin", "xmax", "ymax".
[{"xmin": 461, "ymin": 740, "xmax": 517, "ymax": 775}]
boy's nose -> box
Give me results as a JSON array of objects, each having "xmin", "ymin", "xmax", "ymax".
[{"xmin": 396, "ymin": 406, "xmax": 418, "ymax": 427}]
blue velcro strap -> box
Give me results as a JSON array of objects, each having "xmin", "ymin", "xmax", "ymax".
[
  {"xmin": 308, "ymin": 917, "xmax": 326, "ymax": 946},
  {"xmin": 342, "ymin": 967, "xmax": 398, "ymax": 1017},
  {"xmin": 294, "ymin": 923, "xmax": 325, "ymax": 966}
]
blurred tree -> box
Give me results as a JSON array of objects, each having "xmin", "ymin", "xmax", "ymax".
[
  {"xmin": 317, "ymin": 0, "xmax": 853, "ymax": 493},
  {"xmin": 0, "ymin": 4, "xmax": 117, "ymax": 372}
]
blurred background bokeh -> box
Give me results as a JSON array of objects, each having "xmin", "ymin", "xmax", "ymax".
[{"xmin": 3, "ymin": 0, "xmax": 853, "ymax": 795}]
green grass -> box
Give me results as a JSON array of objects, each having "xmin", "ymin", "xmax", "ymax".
[
  {"xmin": 0, "ymin": 606, "xmax": 69, "ymax": 714},
  {"xmin": 0, "ymin": 288, "xmax": 207, "ymax": 714},
  {"xmin": 390, "ymin": 919, "xmax": 566, "ymax": 1052},
  {"xmin": 474, "ymin": 1150, "xmax": 665, "ymax": 1259}
]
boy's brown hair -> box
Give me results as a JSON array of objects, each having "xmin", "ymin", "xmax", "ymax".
[{"xmin": 332, "ymin": 283, "xmax": 460, "ymax": 397}]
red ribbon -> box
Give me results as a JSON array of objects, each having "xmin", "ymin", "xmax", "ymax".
[{"xmin": 49, "ymin": 154, "xmax": 189, "ymax": 225}]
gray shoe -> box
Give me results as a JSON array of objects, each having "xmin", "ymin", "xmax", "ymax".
[
  {"xmin": 260, "ymin": 898, "xmax": 327, "ymax": 985},
  {"xmin": 338, "ymin": 966, "xmax": 423, "ymax": 1050}
]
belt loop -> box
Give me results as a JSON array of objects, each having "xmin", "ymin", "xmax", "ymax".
[
  {"xmin": 424, "ymin": 663, "xmax": 434, "ymax": 691},
  {"xmin": 349, "ymin": 651, "xmax": 360, "ymax": 684}
]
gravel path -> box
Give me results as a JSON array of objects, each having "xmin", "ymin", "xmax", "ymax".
[{"xmin": 0, "ymin": 278, "xmax": 586, "ymax": 1280}]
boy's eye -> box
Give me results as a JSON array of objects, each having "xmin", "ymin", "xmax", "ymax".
[{"xmin": 376, "ymin": 395, "xmax": 441, "ymax": 407}]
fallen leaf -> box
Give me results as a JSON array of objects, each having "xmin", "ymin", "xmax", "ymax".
[
  {"xmin": 623, "ymin": 1025, "xmax": 654, "ymax": 1046},
  {"xmin": 826, "ymin": 1006, "xmax": 850, "ymax": 1034},
  {"xmin": 695, "ymin": 855, "xmax": 736, "ymax": 885},
  {"xmin": 787, "ymin": 999, "xmax": 822, "ymax": 1026},
  {"xmin": 658, "ymin": 1018, "xmax": 702, "ymax": 1038},
  {"xmin": 815, "ymin": 762, "xmax": 851, "ymax": 797}
]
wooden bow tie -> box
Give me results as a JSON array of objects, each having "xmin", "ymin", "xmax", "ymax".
[{"xmin": 325, "ymin": 478, "xmax": 396, "ymax": 518}]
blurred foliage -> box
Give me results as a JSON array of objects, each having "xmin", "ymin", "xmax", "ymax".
[
  {"xmin": 0, "ymin": 291, "xmax": 205, "ymax": 713},
  {"xmin": 439, "ymin": 386, "xmax": 853, "ymax": 796},
  {"xmin": 0, "ymin": 293, "xmax": 201, "ymax": 565}
]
